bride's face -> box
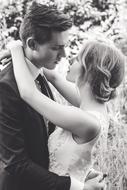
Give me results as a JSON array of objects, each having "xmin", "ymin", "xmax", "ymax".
[{"xmin": 66, "ymin": 57, "xmax": 81, "ymax": 82}]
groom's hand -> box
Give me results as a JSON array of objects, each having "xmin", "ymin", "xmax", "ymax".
[
  {"xmin": 83, "ymin": 174, "xmax": 106, "ymax": 190},
  {"xmin": 85, "ymin": 169, "xmax": 106, "ymax": 182}
]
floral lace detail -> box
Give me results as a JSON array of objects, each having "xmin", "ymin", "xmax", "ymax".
[
  {"xmin": 48, "ymin": 127, "xmax": 70, "ymax": 176},
  {"xmin": 91, "ymin": 112, "xmax": 109, "ymax": 171},
  {"xmin": 48, "ymin": 111, "xmax": 109, "ymax": 182}
]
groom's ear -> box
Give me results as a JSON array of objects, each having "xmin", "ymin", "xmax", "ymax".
[{"xmin": 26, "ymin": 37, "xmax": 38, "ymax": 51}]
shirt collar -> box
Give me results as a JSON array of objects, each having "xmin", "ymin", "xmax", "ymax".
[{"xmin": 25, "ymin": 58, "xmax": 42, "ymax": 80}]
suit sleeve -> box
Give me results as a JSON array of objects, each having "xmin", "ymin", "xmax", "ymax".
[{"xmin": 0, "ymin": 81, "xmax": 71, "ymax": 190}]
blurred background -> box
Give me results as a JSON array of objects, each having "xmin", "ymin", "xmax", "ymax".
[{"xmin": 0, "ymin": 0, "xmax": 127, "ymax": 189}]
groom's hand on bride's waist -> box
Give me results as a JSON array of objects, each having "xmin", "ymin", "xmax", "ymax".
[
  {"xmin": 85, "ymin": 169, "xmax": 105, "ymax": 182},
  {"xmin": 83, "ymin": 174, "xmax": 106, "ymax": 190}
]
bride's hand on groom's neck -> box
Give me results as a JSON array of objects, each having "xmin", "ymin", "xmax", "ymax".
[
  {"xmin": 0, "ymin": 49, "xmax": 11, "ymax": 66},
  {"xmin": 0, "ymin": 40, "xmax": 23, "ymax": 66}
]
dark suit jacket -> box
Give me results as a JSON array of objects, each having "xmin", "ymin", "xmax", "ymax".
[{"xmin": 0, "ymin": 63, "xmax": 70, "ymax": 190}]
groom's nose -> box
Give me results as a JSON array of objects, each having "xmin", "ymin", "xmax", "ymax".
[{"xmin": 59, "ymin": 47, "xmax": 66, "ymax": 58}]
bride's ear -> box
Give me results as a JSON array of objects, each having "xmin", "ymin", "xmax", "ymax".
[{"xmin": 26, "ymin": 37, "xmax": 38, "ymax": 51}]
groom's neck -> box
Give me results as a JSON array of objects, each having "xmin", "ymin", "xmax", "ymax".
[
  {"xmin": 23, "ymin": 47, "xmax": 41, "ymax": 79},
  {"xmin": 23, "ymin": 47, "xmax": 39, "ymax": 68},
  {"xmin": 23, "ymin": 47, "xmax": 33, "ymax": 63}
]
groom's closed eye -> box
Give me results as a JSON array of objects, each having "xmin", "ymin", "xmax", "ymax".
[{"xmin": 51, "ymin": 45, "xmax": 65, "ymax": 51}]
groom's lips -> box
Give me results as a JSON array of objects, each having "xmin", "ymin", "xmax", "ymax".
[{"xmin": 54, "ymin": 60, "xmax": 59, "ymax": 64}]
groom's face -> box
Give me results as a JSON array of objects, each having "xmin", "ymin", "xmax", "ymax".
[{"xmin": 33, "ymin": 31, "xmax": 69, "ymax": 69}]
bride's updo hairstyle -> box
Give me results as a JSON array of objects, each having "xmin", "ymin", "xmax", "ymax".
[{"xmin": 77, "ymin": 41, "xmax": 125, "ymax": 103}]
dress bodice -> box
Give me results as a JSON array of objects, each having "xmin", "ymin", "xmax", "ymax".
[{"xmin": 48, "ymin": 111, "xmax": 109, "ymax": 182}]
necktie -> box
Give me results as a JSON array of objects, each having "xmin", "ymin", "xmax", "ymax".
[{"xmin": 36, "ymin": 74, "xmax": 56, "ymax": 136}]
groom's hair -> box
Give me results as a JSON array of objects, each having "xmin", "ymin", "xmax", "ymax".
[{"xmin": 19, "ymin": 1, "xmax": 72, "ymax": 45}]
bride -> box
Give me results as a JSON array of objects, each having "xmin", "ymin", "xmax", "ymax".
[{"xmin": 10, "ymin": 40, "xmax": 125, "ymax": 187}]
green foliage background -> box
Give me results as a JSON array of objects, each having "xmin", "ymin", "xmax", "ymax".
[{"xmin": 0, "ymin": 0, "xmax": 127, "ymax": 189}]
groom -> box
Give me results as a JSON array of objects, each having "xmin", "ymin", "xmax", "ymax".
[{"xmin": 0, "ymin": 2, "xmax": 104, "ymax": 190}]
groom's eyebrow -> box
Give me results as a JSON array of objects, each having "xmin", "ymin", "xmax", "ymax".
[
  {"xmin": 54, "ymin": 45, "xmax": 65, "ymax": 48},
  {"xmin": 52, "ymin": 44, "xmax": 65, "ymax": 50},
  {"xmin": 53, "ymin": 42, "xmax": 69, "ymax": 48}
]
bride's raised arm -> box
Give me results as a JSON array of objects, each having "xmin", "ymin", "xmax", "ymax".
[
  {"xmin": 11, "ymin": 43, "xmax": 100, "ymax": 140},
  {"xmin": 43, "ymin": 68, "xmax": 80, "ymax": 107}
]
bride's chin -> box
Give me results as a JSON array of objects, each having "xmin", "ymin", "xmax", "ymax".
[
  {"xmin": 66, "ymin": 74, "xmax": 70, "ymax": 81},
  {"xmin": 66, "ymin": 74, "xmax": 75, "ymax": 83}
]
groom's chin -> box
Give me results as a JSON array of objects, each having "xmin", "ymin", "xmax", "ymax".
[{"xmin": 45, "ymin": 65, "xmax": 56, "ymax": 70}]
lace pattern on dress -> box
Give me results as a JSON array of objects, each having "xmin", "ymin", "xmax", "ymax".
[
  {"xmin": 48, "ymin": 128, "xmax": 71, "ymax": 176},
  {"xmin": 48, "ymin": 111, "xmax": 109, "ymax": 182}
]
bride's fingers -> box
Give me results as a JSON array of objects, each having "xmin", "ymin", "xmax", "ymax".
[
  {"xmin": 2, "ymin": 57, "xmax": 12, "ymax": 66},
  {"xmin": 8, "ymin": 40, "xmax": 23, "ymax": 49},
  {"xmin": 0, "ymin": 49, "xmax": 11, "ymax": 61},
  {"xmin": 99, "ymin": 180, "xmax": 107, "ymax": 190},
  {"xmin": 95, "ymin": 173, "xmax": 104, "ymax": 183}
]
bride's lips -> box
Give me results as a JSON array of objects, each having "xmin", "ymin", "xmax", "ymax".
[{"xmin": 67, "ymin": 65, "xmax": 70, "ymax": 73}]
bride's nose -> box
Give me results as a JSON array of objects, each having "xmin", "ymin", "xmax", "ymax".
[{"xmin": 69, "ymin": 59, "xmax": 73, "ymax": 66}]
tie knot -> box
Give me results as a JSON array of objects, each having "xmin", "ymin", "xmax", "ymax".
[{"xmin": 36, "ymin": 74, "xmax": 42, "ymax": 83}]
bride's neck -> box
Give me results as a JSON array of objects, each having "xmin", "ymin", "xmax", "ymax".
[{"xmin": 79, "ymin": 83, "xmax": 103, "ymax": 111}]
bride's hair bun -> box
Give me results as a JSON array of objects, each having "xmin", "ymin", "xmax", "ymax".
[
  {"xmin": 91, "ymin": 65, "xmax": 116, "ymax": 102},
  {"xmin": 78, "ymin": 40, "xmax": 125, "ymax": 103}
]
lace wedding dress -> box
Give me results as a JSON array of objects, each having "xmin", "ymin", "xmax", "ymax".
[{"xmin": 48, "ymin": 111, "xmax": 109, "ymax": 182}]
